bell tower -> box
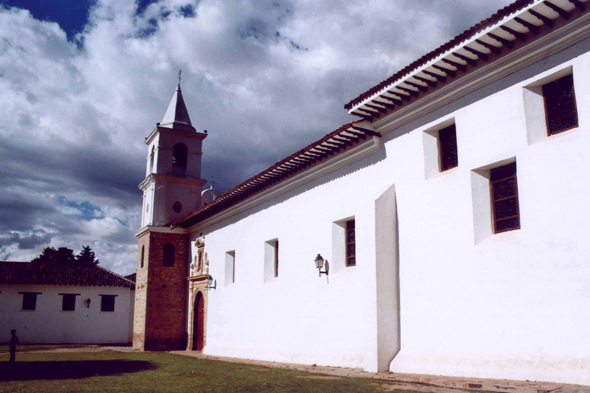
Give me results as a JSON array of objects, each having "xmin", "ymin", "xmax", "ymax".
[
  {"xmin": 134, "ymin": 76, "xmax": 206, "ymax": 351},
  {"xmin": 140, "ymin": 80, "xmax": 208, "ymax": 227}
]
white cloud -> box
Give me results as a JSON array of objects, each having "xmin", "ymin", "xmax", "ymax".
[{"xmin": 0, "ymin": 0, "xmax": 513, "ymax": 274}]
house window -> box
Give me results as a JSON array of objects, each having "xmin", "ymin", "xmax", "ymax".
[
  {"xmin": 439, "ymin": 124, "xmax": 458, "ymax": 171},
  {"xmin": 264, "ymin": 240, "xmax": 278, "ymax": 282},
  {"xmin": 225, "ymin": 251, "xmax": 235, "ymax": 285},
  {"xmin": 274, "ymin": 240, "xmax": 279, "ymax": 278},
  {"xmin": 346, "ymin": 220, "xmax": 356, "ymax": 267},
  {"xmin": 149, "ymin": 146, "xmax": 155, "ymax": 174},
  {"xmin": 100, "ymin": 295, "xmax": 116, "ymax": 312},
  {"xmin": 163, "ymin": 243, "xmax": 175, "ymax": 267},
  {"xmin": 543, "ymin": 74, "xmax": 578, "ymax": 135},
  {"xmin": 20, "ymin": 292, "xmax": 40, "ymax": 311},
  {"xmin": 140, "ymin": 245, "xmax": 145, "ymax": 268},
  {"xmin": 60, "ymin": 294, "xmax": 79, "ymax": 311},
  {"xmin": 491, "ymin": 162, "xmax": 520, "ymax": 233}
]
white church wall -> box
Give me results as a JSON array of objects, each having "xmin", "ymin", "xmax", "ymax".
[
  {"xmin": 385, "ymin": 45, "xmax": 590, "ymax": 384},
  {"xmin": 191, "ymin": 159, "xmax": 384, "ymax": 371},
  {"xmin": 183, "ymin": 34, "xmax": 590, "ymax": 383},
  {"xmin": 0, "ymin": 284, "xmax": 133, "ymax": 344}
]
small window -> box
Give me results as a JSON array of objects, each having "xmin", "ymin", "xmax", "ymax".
[
  {"xmin": 274, "ymin": 240, "xmax": 279, "ymax": 278},
  {"xmin": 149, "ymin": 146, "xmax": 155, "ymax": 174},
  {"xmin": 439, "ymin": 124, "xmax": 458, "ymax": 171},
  {"xmin": 100, "ymin": 295, "xmax": 116, "ymax": 312},
  {"xmin": 491, "ymin": 162, "xmax": 520, "ymax": 233},
  {"xmin": 422, "ymin": 119, "xmax": 457, "ymax": 179},
  {"xmin": 163, "ymin": 243, "xmax": 175, "ymax": 267},
  {"xmin": 61, "ymin": 294, "xmax": 79, "ymax": 311},
  {"xmin": 173, "ymin": 201, "xmax": 182, "ymax": 213},
  {"xmin": 543, "ymin": 74, "xmax": 578, "ymax": 135},
  {"xmin": 264, "ymin": 240, "xmax": 278, "ymax": 282},
  {"xmin": 346, "ymin": 220, "xmax": 356, "ymax": 267},
  {"xmin": 140, "ymin": 245, "xmax": 145, "ymax": 268},
  {"xmin": 21, "ymin": 292, "xmax": 39, "ymax": 311},
  {"xmin": 225, "ymin": 251, "xmax": 235, "ymax": 285}
]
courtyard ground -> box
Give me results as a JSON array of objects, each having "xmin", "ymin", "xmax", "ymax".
[
  {"xmin": 0, "ymin": 349, "xmax": 456, "ymax": 393},
  {"xmin": 0, "ymin": 347, "xmax": 588, "ymax": 393}
]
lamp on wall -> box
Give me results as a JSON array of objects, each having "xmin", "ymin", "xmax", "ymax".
[
  {"xmin": 207, "ymin": 275, "xmax": 217, "ymax": 290},
  {"xmin": 86, "ymin": 298, "xmax": 91, "ymax": 308},
  {"xmin": 314, "ymin": 254, "xmax": 329, "ymax": 282}
]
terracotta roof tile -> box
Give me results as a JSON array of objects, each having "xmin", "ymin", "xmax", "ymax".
[
  {"xmin": 0, "ymin": 262, "xmax": 135, "ymax": 288},
  {"xmin": 345, "ymin": 0, "xmax": 536, "ymax": 110},
  {"xmin": 173, "ymin": 121, "xmax": 378, "ymax": 228}
]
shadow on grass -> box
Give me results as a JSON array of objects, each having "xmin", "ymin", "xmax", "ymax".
[{"xmin": 0, "ymin": 360, "xmax": 157, "ymax": 381}]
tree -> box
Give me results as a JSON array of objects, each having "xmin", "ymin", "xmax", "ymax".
[
  {"xmin": 76, "ymin": 245, "xmax": 100, "ymax": 265},
  {"xmin": 31, "ymin": 247, "xmax": 76, "ymax": 264},
  {"xmin": 31, "ymin": 245, "xmax": 99, "ymax": 265}
]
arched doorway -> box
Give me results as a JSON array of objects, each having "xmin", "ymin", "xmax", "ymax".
[{"xmin": 193, "ymin": 291, "xmax": 205, "ymax": 351}]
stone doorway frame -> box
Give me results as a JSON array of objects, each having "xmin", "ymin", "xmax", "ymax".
[{"xmin": 187, "ymin": 276, "xmax": 209, "ymax": 351}]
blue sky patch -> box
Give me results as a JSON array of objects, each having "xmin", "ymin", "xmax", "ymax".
[
  {"xmin": 61, "ymin": 198, "xmax": 104, "ymax": 221},
  {"xmin": 1, "ymin": 0, "xmax": 95, "ymax": 40}
]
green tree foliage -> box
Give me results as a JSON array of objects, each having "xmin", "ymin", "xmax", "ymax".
[
  {"xmin": 31, "ymin": 246, "xmax": 99, "ymax": 265},
  {"xmin": 76, "ymin": 245, "xmax": 100, "ymax": 265}
]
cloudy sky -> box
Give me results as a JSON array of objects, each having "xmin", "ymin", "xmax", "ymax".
[{"xmin": 0, "ymin": 0, "xmax": 514, "ymax": 274}]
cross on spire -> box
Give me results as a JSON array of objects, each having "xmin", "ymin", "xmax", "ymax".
[{"xmin": 177, "ymin": 69, "xmax": 182, "ymax": 88}]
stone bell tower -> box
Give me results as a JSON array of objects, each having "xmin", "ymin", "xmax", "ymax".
[{"xmin": 134, "ymin": 76, "xmax": 207, "ymax": 351}]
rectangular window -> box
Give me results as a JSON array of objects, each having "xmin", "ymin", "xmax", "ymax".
[
  {"xmin": 100, "ymin": 295, "xmax": 116, "ymax": 312},
  {"xmin": 346, "ymin": 220, "xmax": 356, "ymax": 267},
  {"xmin": 264, "ymin": 240, "xmax": 279, "ymax": 282},
  {"xmin": 21, "ymin": 292, "xmax": 39, "ymax": 311},
  {"xmin": 274, "ymin": 240, "xmax": 279, "ymax": 278},
  {"xmin": 439, "ymin": 124, "xmax": 458, "ymax": 171},
  {"xmin": 60, "ymin": 294, "xmax": 79, "ymax": 311},
  {"xmin": 543, "ymin": 74, "xmax": 578, "ymax": 135},
  {"xmin": 491, "ymin": 162, "xmax": 520, "ymax": 233},
  {"xmin": 225, "ymin": 251, "xmax": 235, "ymax": 285}
]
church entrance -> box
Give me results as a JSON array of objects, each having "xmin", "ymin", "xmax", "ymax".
[{"xmin": 193, "ymin": 291, "xmax": 205, "ymax": 351}]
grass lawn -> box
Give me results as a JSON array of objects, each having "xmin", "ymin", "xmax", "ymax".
[{"xmin": 0, "ymin": 350, "xmax": 444, "ymax": 393}]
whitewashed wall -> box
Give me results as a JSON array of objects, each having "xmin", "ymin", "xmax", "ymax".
[
  {"xmin": 0, "ymin": 284, "xmax": 133, "ymax": 344},
  {"xmin": 185, "ymin": 35, "xmax": 590, "ymax": 383}
]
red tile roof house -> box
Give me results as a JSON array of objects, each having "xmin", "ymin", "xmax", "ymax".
[{"xmin": 0, "ymin": 261, "xmax": 135, "ymax": 345}]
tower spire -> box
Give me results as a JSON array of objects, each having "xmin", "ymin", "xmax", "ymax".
[{"xmin": 160, "ymin": 71, "xmax": 195, "ymax": 133}]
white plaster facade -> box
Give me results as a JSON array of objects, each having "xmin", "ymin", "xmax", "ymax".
[
  {"xmin": 0, "ymin": 284, "xmax": 134, "ymax": 344},
  {"xmin": 139, "ymin": 0, "xmax": 590, "ymax": 386},
  {"xmin": 182, "ymin": 13, "xmax": 590, "ymax": 388}
]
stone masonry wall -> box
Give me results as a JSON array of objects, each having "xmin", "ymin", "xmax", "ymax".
[
  {"xmin": 144, "ymin": 231, "xmax": 189, "ymax": 351},
  {"xmin": 132, "ymin": 233, "xmax": 150, "ymax": 350}
]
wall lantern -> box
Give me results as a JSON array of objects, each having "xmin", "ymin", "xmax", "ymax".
[
  {"xmin": 207, "ymin": 275, "xmax": 217, "ymax": 290},
  {"xmin": 86, "ymin": 298, "xmax": 91, "ymax": 308},
  {"xmin": 315, "ymin": 254, "xmax": 329, "ymax": 282}
]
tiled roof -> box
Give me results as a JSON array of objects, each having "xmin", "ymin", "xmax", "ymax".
[
  {"xmin": 345, "ymin": 0, "xmax": 586, "ymax": 113},
  {"xmin": 173, "ymin": 121, "xmax": 378, "ymax": 228},
  {"xmin": 0, "ymin": 262, "xmax": 135, "ymax": 288}
]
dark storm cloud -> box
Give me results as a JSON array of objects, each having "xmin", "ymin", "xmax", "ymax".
[
  {"xmin": 0, "ymin": 231, "xmax": 52, "ymax": 250},
  {"xmin": 0, "ymin": 136, "xmax": 143, "ymax": 206},
  {"xmin": 0, "ymin": 0, "xmax": 515, "ymax": 273}
]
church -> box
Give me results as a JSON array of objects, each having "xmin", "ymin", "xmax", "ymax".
[{"xmin": 133, "ymin": 0, "xmax": 590, "ymax": 385}]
